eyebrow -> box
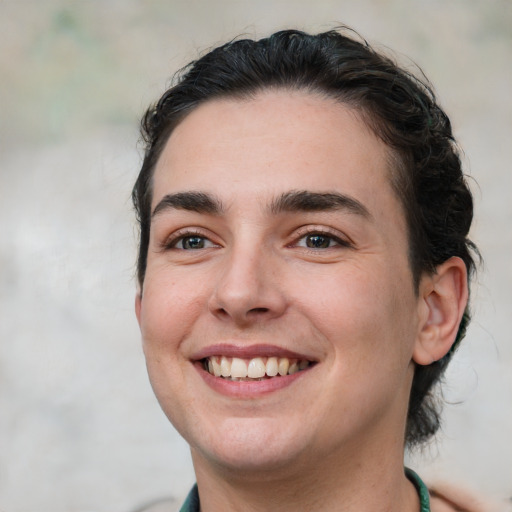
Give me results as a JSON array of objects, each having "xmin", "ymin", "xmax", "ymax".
[
  {"xmin": 151, "ymin": 189, "xmax": 371, "ymax": 220},
  {"xmin": 152, "ymin": 192, "xmax": 224, "ymax": 217},
  {"xmin": 269, "ymin": 190, "xmax": 371, "ymax": 218}
]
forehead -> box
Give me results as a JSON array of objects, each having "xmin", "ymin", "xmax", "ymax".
[{"xmin": 152, "ymin": 90, "xmax": 402, "ymax": 224}]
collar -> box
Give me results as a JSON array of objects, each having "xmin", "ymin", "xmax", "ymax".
[
  {"xmin": 179, "ymin": 468, "xmax": 431, "ymax": 511},
  {"xmin": 179, "ymin": 483, "xmax": 199, "ymax": 512},
  {"xmin": 405, "ymin": 467, "xmax": 431, "ymax": 512}
]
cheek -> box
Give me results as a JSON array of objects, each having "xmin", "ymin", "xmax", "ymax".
[
  {"xmin": 139, "ymin": 269, "xmax": 209, "ymax": 353},
  {"xmin": 138, "ymin": 271, "xmax": 209, "ymax": 422},
  {"xmin": 297, "ymin": 262, "xmax": 416, "ymax": 366}
]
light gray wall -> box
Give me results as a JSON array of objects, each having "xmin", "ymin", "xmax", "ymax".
[{"xmin": 1, "ymin": 1, "xmax": 511, "ymax": 511}]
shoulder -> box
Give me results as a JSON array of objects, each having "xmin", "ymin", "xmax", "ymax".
[{"xmin": 429, "ymin": 482, "xmax": 509, "ymax": 512}]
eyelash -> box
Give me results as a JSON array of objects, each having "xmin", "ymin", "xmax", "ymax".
[
  {"xmin": 162, "ymin": 229, "xmax": 216, "ymax": 251},
  {"xmin": 292, "ymin": 229, "xmax": 353, "ymax": 251},
  {"xmin": 161, "ymin": 228, "xmax": 352, "ymax": 252}
]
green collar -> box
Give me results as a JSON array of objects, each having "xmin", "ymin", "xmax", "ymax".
[
  {"xmin": 180, "ymin": 484, "xmax": 199, "ymax": 512},
  {"xmin": 180, "ymin": 468, "xmax": 431, "ymax": 511},
  {"xmin": 405, "ymin": 467, "xmax": 431, "ymax": 512}
]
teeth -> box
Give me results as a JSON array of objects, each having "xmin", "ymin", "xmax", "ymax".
[
  {"xmin": 247, "ymin": 357, "xmax": 266, "ymax": 378},
  {"xmin": 278, "ymin": 358, "xmax": 289, "ymax": 376},
  {"xmin": 288, "ymin": 361, "xmax": 299, "ymax": 374},
  {"xmin": 231, "ymin": 357, "xmax": 248, "ymax": 378},
  {"xmin": 204, "ymin": 356, "xmax": 311, "ymax": 379},
  {"xmin": 212, "ymin": 357, "xmax": 222, "ymax": 377},
  {"xmin": 266, "ymin": 357, "xmax": 278, "ymax": 377},
  {"xmin": 220, "ymin": 356, "xmax": 231, "ymax": 377}
]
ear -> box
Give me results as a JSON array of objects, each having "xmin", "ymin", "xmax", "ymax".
[
  {"xmin": 135, "ymin": 290, "xmax": 142, "ymax": 328},
  {"xmin": 413, "ymin": 257, "xmax": 469, "ymax": 365}
]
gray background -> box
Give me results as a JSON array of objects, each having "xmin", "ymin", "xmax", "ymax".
[{"xmin": 1, "ymin": 1, "xmax": 511, "ymax": 511}]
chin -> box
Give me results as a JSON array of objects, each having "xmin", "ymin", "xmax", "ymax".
[{"xmin": 188, "ymin": 417, "xmax": 310, "ymax": 475}]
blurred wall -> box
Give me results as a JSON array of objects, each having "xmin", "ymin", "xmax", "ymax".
[{"xmin": 1, "ymin": 1, "xmax": 511, "ymax": 511}]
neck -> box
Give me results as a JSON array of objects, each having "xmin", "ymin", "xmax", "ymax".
[{"xmin": 191, "ymin": 435, "xmax": 420, "ymax": 512}]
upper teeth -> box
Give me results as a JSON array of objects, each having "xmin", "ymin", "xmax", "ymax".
[{"xmin": 205, "ymin": 356, "xmax": 310, "ymax": 380}]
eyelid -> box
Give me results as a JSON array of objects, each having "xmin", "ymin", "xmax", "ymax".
[
  {"xmin": 290, "ymin": 225, "xmax": 354, "ymax": 248},
  {"xmin": 158, "ymin": 225, "xmax": 353, "ymax": 251},
  {"xmin": 160, "ymin": 227, "xmax": 219, "ymax": 250}
]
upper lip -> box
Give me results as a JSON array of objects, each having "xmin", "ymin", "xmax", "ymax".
[{"xmin": 191, "ymin": 343, "xmax": 317, "ymax": 362}]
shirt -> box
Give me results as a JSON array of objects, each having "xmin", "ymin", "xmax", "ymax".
[{"xmin": 179, "ymin": 467, "xmax": 431, "ymax": 512}]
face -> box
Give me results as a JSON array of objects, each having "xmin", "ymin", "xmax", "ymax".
[{"xmin": 136, "ymin": 91, "xmax": 423, "ymax": 476}]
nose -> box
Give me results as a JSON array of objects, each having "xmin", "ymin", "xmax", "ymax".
[{"xmin": 208, "ymin": 243, "xmax": 287, "ymax": 326}]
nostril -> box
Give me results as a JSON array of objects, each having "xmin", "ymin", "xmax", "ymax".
[{"xmin": 249, "ymin": 307, "xmax": 270, "ymax": 314}]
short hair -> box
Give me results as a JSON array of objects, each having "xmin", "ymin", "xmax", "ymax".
[{"xmin": 132, "ymin": 28, "xmax": 479, "ymax": 447}]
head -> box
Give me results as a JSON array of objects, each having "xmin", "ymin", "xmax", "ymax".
[{"xmin": 133, "ymin": 28, "xmax": 477, "ymax": 447}]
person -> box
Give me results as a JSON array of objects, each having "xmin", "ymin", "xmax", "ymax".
[{"xmin": 132, "ymin": 28, "xmax": 480, "ymax": 512}]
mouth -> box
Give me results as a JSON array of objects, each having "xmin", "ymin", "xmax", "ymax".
[{"xmin": 202, "ymin": 356, "xmax": 313, "ymax": 381}]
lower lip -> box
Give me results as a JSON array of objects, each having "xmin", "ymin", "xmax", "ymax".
[{"xmin": 195, "ymin": 363, "xmax": 311, "ymax": 398}]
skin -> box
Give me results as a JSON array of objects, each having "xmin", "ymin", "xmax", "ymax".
[{"xmin": 135, "ymin": 90, "xmax": 468, "ymax": 511}]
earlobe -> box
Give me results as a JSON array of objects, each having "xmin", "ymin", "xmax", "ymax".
[{"xmin": 413, "ymin": 257, "xmax": 469, "ymax": 366}]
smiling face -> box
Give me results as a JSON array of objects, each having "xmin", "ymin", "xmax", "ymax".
[{"xmin": 136, "ymin": 90, "xmax": 425, "ymax": 476}]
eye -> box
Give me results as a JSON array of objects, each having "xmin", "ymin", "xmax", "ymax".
[
  {"xmin": 170, "ymin": 235, "xmax": 217, "ymax": 250},
  {"xmin": 295, "ymin": 232, "xmax": 350, "ymax": 250}
]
